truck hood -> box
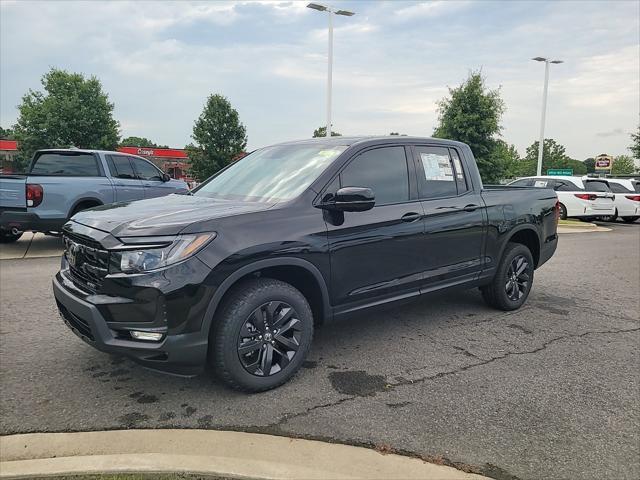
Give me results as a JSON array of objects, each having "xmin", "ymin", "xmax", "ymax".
[{"xmin": 71, "ymin": 194, "xmax": 275, "ymax": 237}]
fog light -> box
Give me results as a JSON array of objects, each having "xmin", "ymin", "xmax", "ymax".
[{"xmin": 130, "ymin": 331, "xmax": 163, "ymax": 341}]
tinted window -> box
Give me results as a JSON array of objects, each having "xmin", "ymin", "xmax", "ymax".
[
  {"xmin": 584, "ymin": 180, "xmax": 611, "ymax": 192},
  {"xmin": 635, "ymin": 182, "xmax": 640, "ymax": 193},
  {"xmin": 532, "ymin": 178, "xmax": 553, "ymax": 188},
  {"xmin": 449, "ymin": 149, "xmax": 469, "ymax": 193},
  {"xmin": 554, "ymin": 180, "xmax": 581, "ymax": 191},
  {"xmin": 106, "ymin": 155, "xmax": 136, "ymax": 179},
  {"xmin": 130, "ymin": 157, "xmax": 163, "ymax": 181},
  {"xmin": 509, "ymin": 179, "xmax": 533, "ymax": 187},
  {"xmin": 415, "ymin": 146, "xmax": 457, "ymax": 198},
  {"xmin": 609, "ymin": 182, "xmax": 632, "ymax": 194},
  {"xmin": 31, "ymin": 153, "xmax": 99, "ymax": 176},
  {"xmin": 341, "ymin": 146, "xmax": 409, "ymax": 205}
]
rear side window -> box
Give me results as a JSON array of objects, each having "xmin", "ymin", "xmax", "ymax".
[
  {"xmin": 130, "ymin": 157, "xmax": 163, "ymax": 181},
  {"xmin": 509, "ymin": 179, "xmax": 533, "ymax": 187},
  {"xmin": 106, "ymin": 155, "xmax": 136, "ymax": 179},
  {"xmin": 30, "ymin": 153, "xmax": 100, "ymax": 176},
  {"xmin": 449, "ymin": 149, "xmax": 469, "ymax": 193},
  {"xmin": 415, "ymin": 146, "xmax": 458, "ymax": 199},
  {"xmin": 554, "ymin": 180, "xmax": 582, "ymax": 191},
  {"xmin": 609, "ymin": 182, "xmax": 633, "ymax": 194},
  {"xmin": 634, "ymin": 182, "xmax": 640, "ymax": 193},
  {"xmin": 340, "ymin": 146, "xmax": 409, "ymax": 205},
  {"xmin": 584, "ymin": 180, "xmax": 611, "ymax": 192}
]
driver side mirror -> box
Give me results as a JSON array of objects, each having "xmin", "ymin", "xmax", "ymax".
[
  {"xmin": 321, "ymin": 187, "xmax": 375, "ymax": 212},
  {"xmin": 162, "ymin": 173, "xmax": 171, "ymax": 182}
]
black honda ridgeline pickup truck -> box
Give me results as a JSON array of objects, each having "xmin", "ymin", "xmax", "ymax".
[{"xmin": 54, "ymin": 137, "xmax": 558, "ymax": 391}]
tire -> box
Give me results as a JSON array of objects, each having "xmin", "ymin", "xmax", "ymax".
[
  {"xmin": 599, "ymin": 209, "xmax": 618, "ymax": 222},
  {"xmin": 0, "ymin": 230, "xmax": 23, "ymax": 243},
  {"xmin": 480, "ymin": 243, "xmax": 534, "ymax": 311},
  {"xmin": 621, "ymin": 216, "xmax": 639, "ymax": 223},
  {"xmin": 558, "ymin": 203, "xmax": 567, "ymax": 220},
  {"xmin": 211, "ymin": 277, "xmax": 314, "ymax": 392}
]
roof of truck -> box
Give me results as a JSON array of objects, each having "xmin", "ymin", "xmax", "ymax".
[{"xmin": 274, "ymin": 136, "xmax": 469, "ymax": 148}]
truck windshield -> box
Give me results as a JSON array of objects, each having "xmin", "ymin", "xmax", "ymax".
[{"xmin": 194, "ymin": 144, "xmax": 347, "ymax": 202}]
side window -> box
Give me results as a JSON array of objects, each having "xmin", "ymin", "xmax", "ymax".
[
  {"xmin": 510, "ymin": 179, "xmax": 533, "ymax": 187},
  {"xmin": 449, "ymin": 149, "xmax": 469, "ymax": 193},
  {"xmin": 130, "ymin": 157, "xmax": 163, "ymax": 181},
  {"xmin": 30, "ymin": 153, "xmax": 100, "ymax": 176},
  {"xmin": 609, "ymin": 183, "xmax": 632, "ymax": 194},
  {"xmin": 340, "ymin": 146, "xmax": 409, "ymax": 205},
  {"xmin": 555, "ymin": 180, "xmax": 581, "ymax": 192},
  {"xmin": 415, "ymin": 146, "xmax": 457, "ymax": 199},
  {"xmin": 106, "ymin": 155, "xmax": 136, "ymax": 179}
]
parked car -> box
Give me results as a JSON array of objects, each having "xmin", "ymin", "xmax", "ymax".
[
  {"xmin": 508, "ymin": 175, "xmax": 615, "ymax": 220},
  {"xmin": 601, "ymin": 178, "xmax": 639, "ymax": 223},
  {"xmin": 53, "ymin": 137, "xmax": 558, "ymax": 392},
  {"xmin": 0, "ymin": 149, "xmax": 189, "ymax": 242}
]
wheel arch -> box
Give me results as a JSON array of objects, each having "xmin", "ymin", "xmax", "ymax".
[
  {"xmin": 503, "ymin": 226, "xmax": 541, "ymax": 267},
  {"xmin": 67, "ymin": 197, "xmax": 103, "ymax": 219},
  {"xmin": 201, "ymin": 257, "xmax": 331, "ymax": 336}
]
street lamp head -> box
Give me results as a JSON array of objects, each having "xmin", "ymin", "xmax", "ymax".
[
  {"xmin": 550, "ymin": 60, "xmax": 564, "ymax": 64},
  {"xmin": 307, "ymin": 3, "xmax": 328, "ymax": 11},
  {"xmin": 335, "ymin": 9, "xmax": 356, "ymax": 16},
  {"xmin": 532, "ymin": 57, "xmax": 547, "ymax": 62}
]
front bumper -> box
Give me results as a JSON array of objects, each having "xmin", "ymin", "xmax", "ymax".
[{"xmin": 53, "ymin": 273, "xmax": 209, "ymax": 376}]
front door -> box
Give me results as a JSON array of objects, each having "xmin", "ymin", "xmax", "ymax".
[
  {"xmin": 325, "ymin": 145, "xmax": 425, "ymax": 314},
  {"xmin": 413, "ymin": 145, "xmax": 485, "ymax": 289},
  {"xmin": 129, "ymin": 156, "xmax": 170, "ymax": 198}
]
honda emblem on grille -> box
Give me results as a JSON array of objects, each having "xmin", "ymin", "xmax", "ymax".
[{"xmin": 67, "ymin": 242, "xmax": 80, "ymax": 267}]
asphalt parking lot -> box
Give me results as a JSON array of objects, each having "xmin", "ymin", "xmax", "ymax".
[{"xmin": 1, "ymin": 223, "xmax": 638, "ymax": 480}]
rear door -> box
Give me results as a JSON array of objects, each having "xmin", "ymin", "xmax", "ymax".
[
  {"xmin": 413, "ymin": 145, "xmax": 485, "ymax": 288},
  {"xmin": 105, "ymin": 155, "xmax": 145, "ymax": 202},
  {"xmin": 129, "ymin": 156, "xmax": 170, "ymax": 198}
]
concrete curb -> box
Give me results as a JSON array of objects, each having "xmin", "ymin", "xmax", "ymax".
[{"xmin": 0, "ymin": 429, "xmax": 489, "ymax": 480}]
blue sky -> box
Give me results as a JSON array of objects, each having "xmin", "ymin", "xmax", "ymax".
[{"xmin": 1, "ymin": 0, "xmax": 638, "ymax": 159}]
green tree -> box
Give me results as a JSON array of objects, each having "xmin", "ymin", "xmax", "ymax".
[
  {"xmin": 433, "ymin": 71, "xmax": 505, "ymax": 183},
  {"xmin": 519, "ymin": 139, "xmax": 586, "ymax": 176},
  {"xmin": 312, "ymin": 126, "xmax": 342, "ymax": 137},
  {"xmin": 186, "ymin": 94, "xmax": 247, "ymax": 181},
  {"xmin": 583, "ymin": 157, "xmax": 595, "ymax": 174},
  {"xmin": 0, "ymin": 126, "xmax": 15, "ymax": 139},
  {"xmin": 120, "ymin": 136, "xmax": 168, "ymax": 148},
  {"xmin": 611, "ymin": 155, "xmax": 636, "ymax": 175},
  {"xmin": 13, "ymin": 68, "xmax": 119, "ymax": 163},
  {"xmin": 630, "ymin": 125, "xmax": 640, "ymax": 159},
  {"xmin": 488, "ymin": 140, "xmax": 521, "ymax": 181}
]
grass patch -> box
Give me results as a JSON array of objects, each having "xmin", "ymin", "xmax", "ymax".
[{"xmin": 558, "ymin": 219, "xmax": 590, "ymax": 226}]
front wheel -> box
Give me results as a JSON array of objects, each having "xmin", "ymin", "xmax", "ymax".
[
  {"xmin": 210, "ymin": 278, "xmax": 314, "ymax": 392},
  {"xmin": 621, "ymin": 216, "xmax": 639, "ymax": 223},
  {"xmin": 481, "ymin": 243, "xmax": 534, "ymax": 311},
  {"xmin": 0, "ymin": 230, "xmax": 23, "ymax": 243}
]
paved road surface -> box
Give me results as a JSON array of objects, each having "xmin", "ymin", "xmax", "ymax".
[{"xmin": 1, "ymin": 223, "xmax": 638, "ymax": 480}]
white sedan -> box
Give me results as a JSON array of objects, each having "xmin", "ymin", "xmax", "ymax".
[
  {"xmin": 508, "ymin": 176, "xmax": 615, "ymax": 220},
  {"xmin": 603, "ymin": 178, "xmax": 639, "ymax": 223}
]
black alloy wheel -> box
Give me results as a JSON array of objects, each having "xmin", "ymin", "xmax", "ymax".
[
  {"xmin": 558, "ymin": 203, "xmax": 567, "ymax": 220},
  {"xmin": 237, "ymin": 301, "xmax": 302, "ymax": 377},
  {"xmin": 211, "ymin": 277, "xmax": 313, "ymax": 392},
  {"xmin": 505, "ymin": 255, "xmax": 530, "ymax": 302}
]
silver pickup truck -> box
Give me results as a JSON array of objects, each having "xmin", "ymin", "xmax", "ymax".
[{"xmin": 0, "ymin": 149, "xmax": 188, "ymax": 242}]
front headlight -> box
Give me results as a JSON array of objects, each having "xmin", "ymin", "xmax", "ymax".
[{"xmin": 109, "ymin": 233, "xmax": 216, "ymax": 274}]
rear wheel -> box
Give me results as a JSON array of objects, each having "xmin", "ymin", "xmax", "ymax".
[
  {"xmin": 211, "ymin": 278, "xmax": 314, "ymax": 392},
  {"xmin": 481, "ymin": 243, "xmax": 534, "ymax": 311},
  {"xmin": 621, "ymin": 216, "xmax": 639, "ymax": 223},
  {"xmin": 558, "ymin": 203, "xmax": 567, "ymax": 220},
  {"xmin": 0, "ymin": 230, "xmax": 23, "ymax": 243}
]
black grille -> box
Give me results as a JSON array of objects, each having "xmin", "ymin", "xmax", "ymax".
[
  {"xmin": 63, "ymin": 233, "xmax": 109, "ymax": 292},
  {"xmin": 57, "ymin": 300, "xmax": 95, "ymax": 341}
]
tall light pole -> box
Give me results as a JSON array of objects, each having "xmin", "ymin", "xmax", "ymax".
[
  {"xmin": 307, "ymin": 3, "xmax": 355, "ymax": 137},
  {"xmin": 532, "ymin": 57, "xmax": 563, "ymax": 176}
]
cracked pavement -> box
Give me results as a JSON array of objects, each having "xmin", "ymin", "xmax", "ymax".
[{"xmin": 1, "ymin": 222, "xmax": 639, "ymax": 480}]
